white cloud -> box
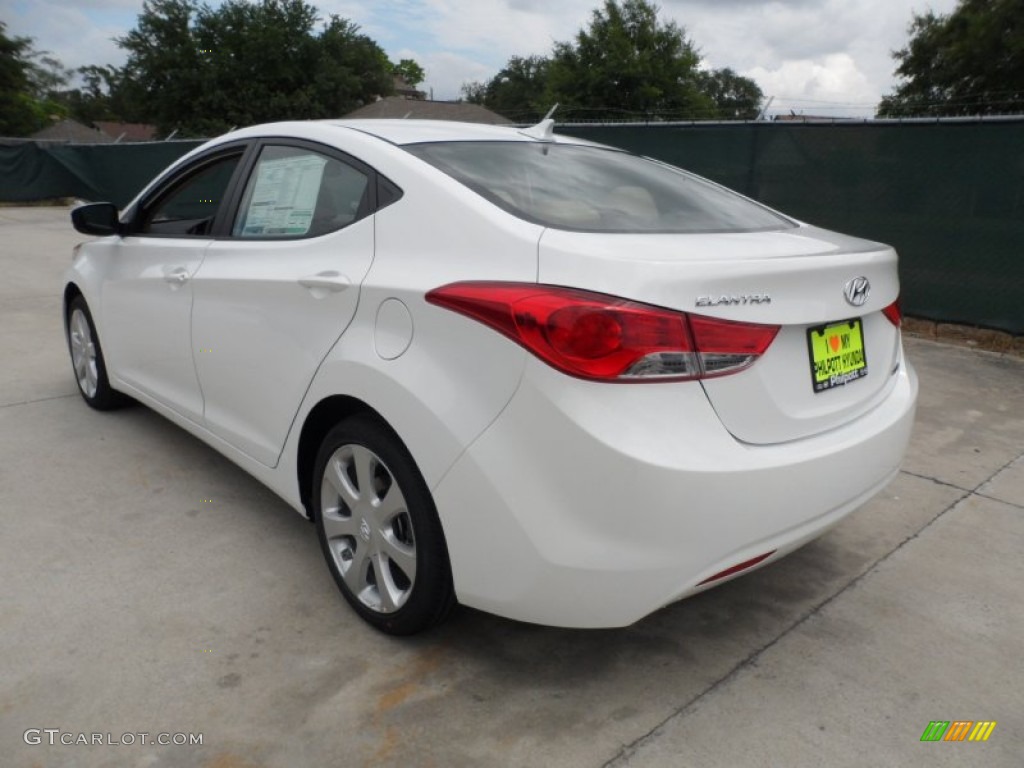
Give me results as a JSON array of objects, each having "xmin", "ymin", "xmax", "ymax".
[
  {"xmin": 663, "ymin": 0, "xmax": 961, "ymax": 116},
  {"xmin": 5, "ymin": 0, "xmax": 129, "ymax": 72},
  {"xmin": 414, "ymin": 50, "xmax": 497, "ymax": 100},
  {"xmin": 388, "ymin": 0, "xmax": 585, "ymax": 62},
  {"xmin": 746, "ymin": 54, "xmax": 876, "ymax": 117}
]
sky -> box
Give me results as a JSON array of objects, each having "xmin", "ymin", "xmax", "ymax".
[{"xmin": 2, "ymin": 0, "xmax": 961, "ymax": 118}]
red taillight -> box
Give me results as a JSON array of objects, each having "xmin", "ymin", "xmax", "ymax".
[
  {"xmin": 426, "ymin": 282, "xmax": 780, "ymax": 382},
  {"xmin": 689, "ymin": 315, "xmax": 782, "ymax": 378},
  {"xmin": 882, "ymin": 299, "xmax": 902, "ymax": 327}
]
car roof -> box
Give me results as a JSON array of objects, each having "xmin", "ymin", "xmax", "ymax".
[
  {"xmin": 222, "ymin": 119, "xmax": 596, "ymax": 148},
  {"xmin": 328, "ymin": 119, "xmax": 596, "ymax": 146}
]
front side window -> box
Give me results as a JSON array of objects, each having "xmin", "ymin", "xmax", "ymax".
[
  {"xmin": 233, "ymin": 145, "xmax": 370, "ymax": 238},
  {"xmin": 140, "ymin": 153, "xmax": 242, "ymax": 236},
  {"xmin": 405, "ymin": 141, "xmax": 795, "ymax": 234}
]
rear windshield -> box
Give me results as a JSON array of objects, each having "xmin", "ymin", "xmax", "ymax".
[{"xmin": 404, "ymin": 141, "xmax": 795, "ymax": 233}]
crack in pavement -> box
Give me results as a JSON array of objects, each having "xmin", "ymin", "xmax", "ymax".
[
  {"xmin": 0, "ymin": 393, "xmax": 77, "ymax": 409},
  {"xmin": 973, "ymin": 493, "xmax": 1024, "ymax": 510},
  {"xmin": 602, "ymin": 452, "xmax": 1024, "ymax": 767},
  {"xmin": 897, "ymin": 469, "xmax": 972, "ymax": 492}
]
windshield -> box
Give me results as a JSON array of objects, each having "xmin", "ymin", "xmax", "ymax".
[{"xmin": 405, "ymin": 141, "xmax": 795, "ymax": 233}]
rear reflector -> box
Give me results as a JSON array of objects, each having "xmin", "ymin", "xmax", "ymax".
[
  {"xmin": 882, "ymin": 300, "xmax": 902, "ymax": 327},
  {"xmin": 426, "ymin": 282, "xmax": 780, "ymax": 382},
  {"xmin": 697, "ymin": 551, "xmax": 776, "ymax": 586}
]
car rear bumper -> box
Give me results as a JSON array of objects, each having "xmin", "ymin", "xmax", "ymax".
[{"xmin": 433, "ymin": 357, "xmax": 918, "ymax": 628}]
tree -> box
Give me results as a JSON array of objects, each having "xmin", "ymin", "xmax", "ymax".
[
  {"xmin": 464, "ymin": 1, "xmax": 760, "ymax": 123},
  {"xmin": 878, "ymin": 0, "xmax": 1024, "ymax": 117},
  {"xmin": 1, "ymin": 23, "xmax": 41, "ymax": 136},
  {"xmin": 460, "ymin": 81, "xmax": 487, "ymax": 105},
  {"xmin": 698, "ymin": 67, "xmax": 762, "ymax": 120},
  {"xmin": 115, "ymin": 0, "xmax": 213, "ymax": 131},
  {"xmin": 59, "ymin": 65, "xmax": 130, "ymax": 125},
  {"xmin": 116, "ymin": 0, "xmax": 403, "ymax": 136},
  {"xmin": 463, "ymin": 55, "xmax": 550, "ymax": 121},
  {"xmin": 392, "ymin": 58, "xmax": 425, "ymax": 87},
  {"xmin": 0, "ymin": 23, "xmax": 73, "ymax": 136},
  {"xmin": 544, "ymin": 0, "xmax": 715, "ymax": 120},
  {"xmin": 26, "ymin": 53, "xmax": 72, "ymax": 99}
]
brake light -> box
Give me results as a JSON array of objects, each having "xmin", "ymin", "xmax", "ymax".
[
  {"xmin": 689, "ymin": 315, "xmax": 781, "ymax": 378},
  {"xmin": 426, "ymin": 282, "xmax": 780, "ymax": 382},
  {"xmin": 882, "ymin": 299, "xmax": 902, "ymax": 327}
]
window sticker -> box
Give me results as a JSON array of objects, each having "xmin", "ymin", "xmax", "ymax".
[{"xmin": 240, "ymin": 154, "xmax": 327, "ymax": 236}]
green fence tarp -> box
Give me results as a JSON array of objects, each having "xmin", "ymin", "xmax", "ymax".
[
  {"xmin": 2, "ymin": 122, "xmax": 1022, "ymax": 333},
  {"xmin": 0, "ymin": 141, "xmax": 202, "ymax": 208}
]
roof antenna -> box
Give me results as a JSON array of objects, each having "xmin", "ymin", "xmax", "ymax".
[{"xmin": 519, "ymin": 103, "xmax": 559, "ymax": 141}]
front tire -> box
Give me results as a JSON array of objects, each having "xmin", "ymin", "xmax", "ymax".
[
  {"xmin": 313, "ymin": 415, "xmax": 455, "ymax": 635},
  {"xmin": 65, "ymin": 296, "xmax": 129, "ymax": 411}
]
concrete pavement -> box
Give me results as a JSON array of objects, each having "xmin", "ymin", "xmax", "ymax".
[{"xmin": 1, "ymin": 206, "xmax": 1021, "ymax": 767}]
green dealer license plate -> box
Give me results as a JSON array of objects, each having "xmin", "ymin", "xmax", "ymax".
[{"xmin": 808, "ymin": 319, "xmax": 867, "ymax": 393}]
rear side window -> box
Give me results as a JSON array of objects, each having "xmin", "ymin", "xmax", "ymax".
[
  {"xmin": 233, "ymin": 145, "xmax": 370, "ymax": 238},
  {"xmin": 405, "ymin": 141, "xmax": 794, "ymax": 234}
]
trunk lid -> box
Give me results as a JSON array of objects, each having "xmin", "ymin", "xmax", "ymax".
[{"xmin": 538, "ymin": 224, "xmax": 903, "ymax": 444}]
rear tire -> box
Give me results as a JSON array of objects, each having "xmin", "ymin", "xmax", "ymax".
[
  {"xmin": 313, "ymin": 414, "xmax": 455, "ymax": 635},
  {"xmin": 65, "ymin": 296, "xmax": 130, "ymax": 411}
]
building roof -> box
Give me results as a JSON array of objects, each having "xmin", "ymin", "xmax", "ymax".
[
  {"xmin": 392, "ymin": 75, "xmax": 426, "ymax": 101},
  {"xmin": 94, "ymin": 121, "xmax": 159, "ymax": 142},
  {"xmin": 30, "ymin": 119, "xmax": 113, "ymax": 143},
  {"xmin": 344, "ymin": 97, "xmax": 513, "ymax": 125}
]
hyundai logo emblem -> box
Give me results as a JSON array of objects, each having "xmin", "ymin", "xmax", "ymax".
[{"xmin": 844, "ymin": 276, "xmax": 870, "ymax": 307}]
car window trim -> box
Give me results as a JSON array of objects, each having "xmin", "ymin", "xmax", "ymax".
[{"xmin": 123, "ymin": 141, "xmax": 255, "ymax": 239}]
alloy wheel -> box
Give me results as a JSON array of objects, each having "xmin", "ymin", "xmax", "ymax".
[
  {"xmin": 69, "ymin": 308, "xmax": 99, "ymax": 398},
  {"xmin": 319, "ymin": 443, "xmax": 417, "ymax": 613}
]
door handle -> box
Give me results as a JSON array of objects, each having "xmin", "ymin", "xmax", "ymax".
[
  {"xmin": 298, "ymin": 271, "xmax": 351, "ymax": 293},
  {"xmin": 164, "ymin": 267, "xmax": 190, "ymax": 285}
]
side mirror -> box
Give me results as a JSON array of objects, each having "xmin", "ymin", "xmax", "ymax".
[{"xmin": 71, "ymin": 203, "xmax": 122, "ymax": 236}]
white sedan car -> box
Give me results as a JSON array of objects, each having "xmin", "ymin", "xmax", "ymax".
[{"xmin": 65, "ymin": 119, "xmax": 917, "ymax": 634}]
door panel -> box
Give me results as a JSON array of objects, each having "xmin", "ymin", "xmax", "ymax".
[
  {"xmin": 102, "ymin": 238, "xmax": 209, "ymax": 421},
  {"xmin": 193, "ymin": 222, "xmax": 373, "ymax": 465},
  {"xmin": 192, "ymin": 144, "xmax": 375, "ymax": 467},
  {"xmin": 101, "ymin": 151, "xmax": 245, "ymax": 421}
]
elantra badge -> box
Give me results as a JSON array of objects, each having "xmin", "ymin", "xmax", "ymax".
[
  {"xmin": 695, "ymin": 293, "xmax": 771, "ymax": 307},
  {"xmin": 844, "ymin": 277, "xmax": 870, "ymax": 307}
]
